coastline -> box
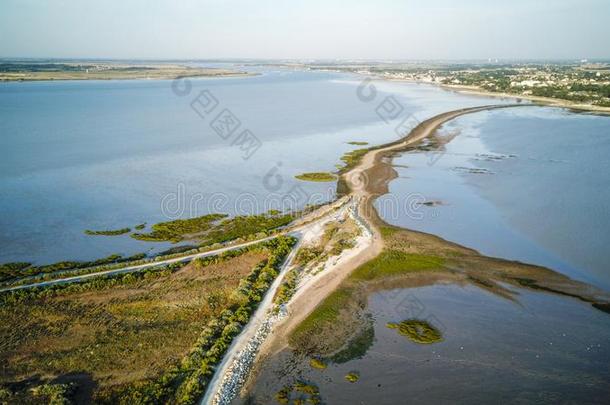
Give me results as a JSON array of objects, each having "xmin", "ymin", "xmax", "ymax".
[
  {"xmin": 0, "ymin": 68, "xmax": 256, "ymax": 82},
  {"xmin": 239, "ymin": 103, "xmax": 610, "ymax": 402},
  {"xmin": 382, "ymin": 77, "xmax": 610, "ymax": 115}
]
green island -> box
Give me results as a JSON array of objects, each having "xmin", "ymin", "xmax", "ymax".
[
  {"xmin": 0, "ymin": 236, "xmax": 296, "ymax": 404},
  {"xmin": 386, "ymin": 319, "xmax": 443, "ymax": 344},
  {"xmin": 275, "ymin": 381, "xmax": 322, "ymax": 405},
  {"xmin": 347, "ymin": 141, "xmax": 369, "ymax": 145},
  {"xmin": 345, "ymin": 372, "xmax": 360, "ymax": 383},
  {"xmin": 309, "ymin": 358, "xmax": 327, "ymax": 370},
  {"xmin": 85, "ymin": 227, "xmax": 131, "ymax": 236},
  {"xmin": 131, "ymin": 211, "xmax": 294, "ymax": 243},
  {"xmin": 0, "ymin": 209, "xmax": 310, "ymax": 288},
  {"xmin": 287, "ymin": 217, "xmax": 606, "ymax": 363},
  {"xmin": 338, "ymin": 148, "xmax": 369, "ymax": 173},
  {"xmin": 294, "ymin": 172, "xmax": 337, "ymax": 182}
]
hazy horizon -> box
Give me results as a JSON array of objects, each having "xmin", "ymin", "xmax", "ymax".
[{"xmin": 1, "ymin": 0, "xmax": 609, "ymax": 60}]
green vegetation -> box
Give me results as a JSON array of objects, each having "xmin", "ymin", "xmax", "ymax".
[
  {"xmin": 131, "ymin": 213, "xmax": 228, "ymax": 242},
  {"xmin": 293, "ymin": 219, "xmax": 358, "ymax": 273},
  {"xmin": 309, "ymin": 358, "xmax": 327, "ymax": 370},
  {"xmin": 135, "ymin": 223, "xmax": 146, "ymax": 230},
  {"xmin": 85, "ymin": 227, "xmax": 131, "ymax": 236},
  {"xmin": 347, "ymin": 141, "xmax": 369, "ymax": 145},
  {"xmin": 290, "ymin": 286, "xmax": 356, "ymax": 352},
  {"xmin": 275, "ymin": 381, "xmax": 322, "ymax": 405},
  {"xmin": 330, "ymin": 320, "xmax": 375, "ymax": 363},
  {"xmin": 290, "ymin": 247, "xmax": 445, "ymax": 356},
  {"xmin": 274, "ymin": 267, "xmax": 300, "ymax": 307},
  {"xmin": 31, "ymin": 383, "xmax": 75, "ymax": 404},
  {"xmin": 295, "ymin": 172, "xmax": 337, "ymax": 182},
  {"xmin": 132, "ymin": 211, "xmax": 294, "ymax": 244},
  {"xmin": 386, "ymin": 319, "xmax": 443, "ymax": 344},
  {"xmin": 108, "ymin": 236, "xmax": 295, "ymax": 405},
  {"xmin": 338, "ymin": 148, "xmax": 369, "ymax": 173},
  {"xmin": 306, "ymin": 61, "xmax": 610, "ymax": 109},
  {"xmin": 295, "ymin": 246, "xmax": 324, "ymax": 266},
  {"xmin": 0, "ymin": 253, "xmax": 147, "ymax": 284},
  {"xmin": 349, "ymin": 250, "xmax": 444, "ymax": 281},
  {"xmin": 1, "ymin": 260, "xmax": 185, "ymax": 304},
  {"xmin": 345, "ymin": 372, "xmax": 360, "ymax": 383},
  {"xmin": 0, "ymin": 262, "xmax": 31, "ymax": 282},
  {"xmin": 0, "ymin": 236, "xmax": 297, "ymax": 404}
]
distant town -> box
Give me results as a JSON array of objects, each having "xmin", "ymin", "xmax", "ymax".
[{"xmin": 298, "ymin": 61, "xmax": 610, "ymax": 109}]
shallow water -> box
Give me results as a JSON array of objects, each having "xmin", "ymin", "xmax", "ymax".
[
  {"xmin": 0, "ymin": 68, "xmax": 497, "ymax": 264},
  {"xmin": 376, "ymin": 107, "xmax": 610, "ymax": 290},
  {"xmin": 246, "ymin": 284, "xmax": 610, "ymax": 404}
]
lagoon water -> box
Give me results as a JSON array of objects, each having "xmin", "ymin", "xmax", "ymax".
[
  {"xmin": 0, "ymin": 68, "xmax": 499, "ymax": 265},
  {"xmin": 1, "ymin": 67, "xmax": 609, "ymax": 294},
  {"xmin": 377, "ymin": 106, "xmax": 610, "ymax": 290},
  {"xmin": 247, "ymin": 284, "xmax": 610, "ymax": 404}
]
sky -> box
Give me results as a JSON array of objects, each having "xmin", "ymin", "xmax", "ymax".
[{"xmin": 1, "ymin": 0, "xmax": 609, "ymax": 60}]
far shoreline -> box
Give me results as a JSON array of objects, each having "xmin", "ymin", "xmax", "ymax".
[
  {"xmin": 381, "ymin": 76, "xmax": 610, "ymax": 115},
  {"xmin": 0, "ymin": 63, "xmax": 256, "ymax": 82}
]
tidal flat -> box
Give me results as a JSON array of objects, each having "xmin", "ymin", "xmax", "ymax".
[
  {"xmin": 245, "ymin": 283, "xmax": 610, "ymax": 404},
  {"xmin": 239, "ymin": 105, "xmax": 610, "ymax": 405}
]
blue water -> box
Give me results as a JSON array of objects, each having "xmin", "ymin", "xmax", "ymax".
[
  {"xmin": 377, "ymin": 106, "xmax": 610, "ymax": 290},
  {"xmin": 0, "ymin": 68, "xmax": 496, "ymax": 264}
]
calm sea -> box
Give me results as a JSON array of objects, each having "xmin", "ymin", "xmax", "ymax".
[
  {"xmin": 377, "ymin": 106, "xmax": 610, "ymax": 290},
  {"xmin": 0, "ymin": 68, "xmax": 497, "ymax": 265}
]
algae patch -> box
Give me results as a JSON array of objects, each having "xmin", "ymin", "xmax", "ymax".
[{"xmin": 387, "ymin": 319, "xmax": 443, "ymax": 344}]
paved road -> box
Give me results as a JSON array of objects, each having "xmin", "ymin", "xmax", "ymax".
[
  {"xmin": 0, "ymin": 198, "xmax": 350, "ymax": 293},
  {"xmin": 0, "ymin": 235, "xmax": 282, "ymax": 293},
  {"xmin": 201, "ymin": 233, "xmax": 304, "ymax": 405}
]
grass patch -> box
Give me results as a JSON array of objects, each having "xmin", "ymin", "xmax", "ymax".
[
  {"xmin": 0, "ymin": 237, "xmax": 297, "ymax": 404},
  {"xmin": 131, "ymin": 211, "xmax": 294, "ymax": 244},
  {"xmin": 291, "ymin": 287, "xmax": 354, "ymax": 344},
  {"xmin": 274, "ymin": 267, "xmax": 300, "ymax": 307},
  {"xmin": 0, "ymin": 253, "xmax": 147, "ymax": 284},
  {"xmin": 276, "ymin": 381, "xmax": 321, "ymax": 405},
  {"xmin": 131, "ymin": 213, "xmax": 227, "ymax": 242},
  {"xmin": 84, "ymin": 227, "xmax": 131, "ymax": 236},
  {"xmin": 349, "ymin": 250, "xmax": 444, "ymax": 281},
  {"xmin": 345, "ymin": 372, "xmax": 360, "ymax": 383},
  {"xmin": 329, "ymin": 319, "xmax": 375, "ymax": 364},
  {"xmin": 386, "ymin": 319, "xmax": 443, "ymax": 344},
  {"xmin": 338, "ymin": 148, "xmax": 369, "ymax": 173},
  {"xmin": 309, "ymin": 358, "xmax": 327, "ymax": 370},
  {"xmin": 295, "ymin": 172, "xmax": 337, "ymax": 182},
  {"xmin": 295, "ymin": 246, "xmax": 324, "ymax": 266}
]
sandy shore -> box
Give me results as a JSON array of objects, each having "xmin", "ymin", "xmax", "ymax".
[
  {"xmin": 248, "ymin": 104, "xmax": 522, "ymax": 362},
  {"xmin": 235, "ymin": 103, "xmax": 610, "ymax": 402}
]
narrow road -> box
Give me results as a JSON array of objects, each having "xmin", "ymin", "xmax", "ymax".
[
  {"xmin": 201, "ymin": 234, "xmax": 302, "ymax": 405},
  {"xmin": 0, "ymin": 235, "xmax": 279, "ymax": 293},
  {"xmin": 200, "ymin": 103, "xmax": 526, "ymax": 403},
  {"xmin": 1, "ymin": 197, "xmax": 349, "ymax": 293}
]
